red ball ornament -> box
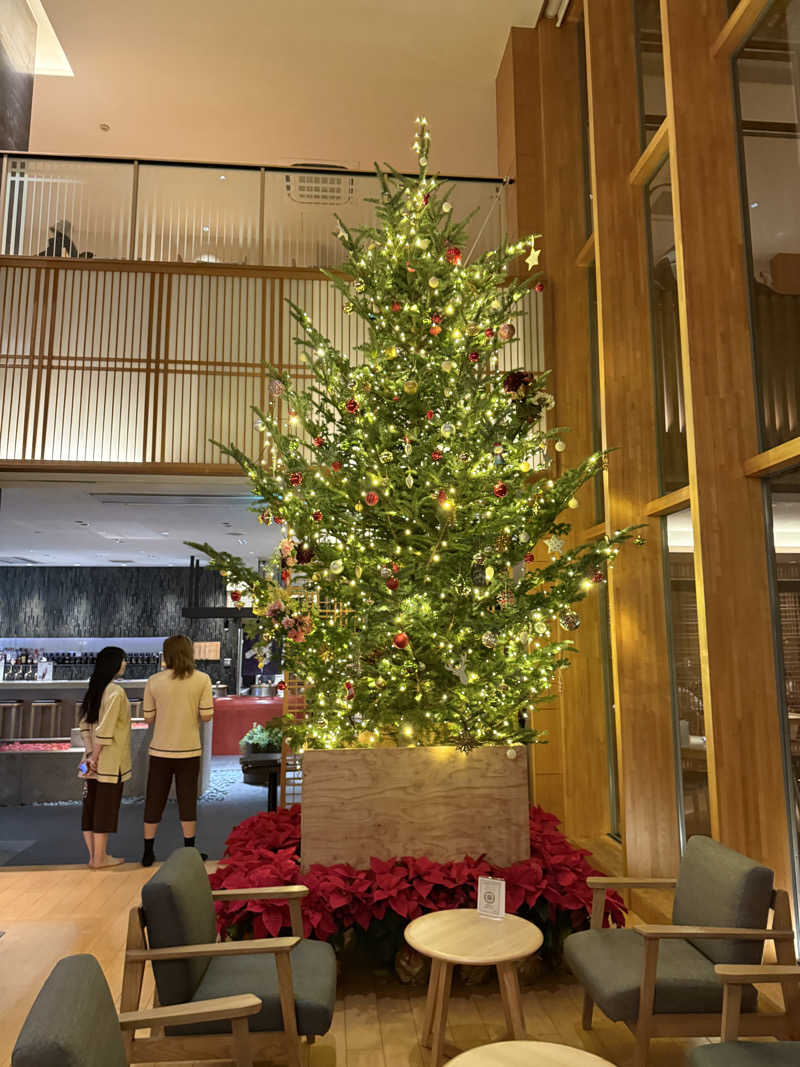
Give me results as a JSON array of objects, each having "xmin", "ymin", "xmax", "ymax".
[
  {"xmin": 393, "ymin": 396, "xmax": 399, "ymax": 402},
  {"xmin": 431, "ymin": 449, "xmax": 443, "ymax": 461},
  {"xmin": 406, "ymin": 262, "xmax": 416, "ymax": 273},
  {"xmin": 345, "ymin": 398, "xmax": 359, "ymax": 414},
  {"xmin": 393, "ymin": 632, "xmax": 410, "ymax": 650},
  {"xmin": 391, "ymin": 561, "xmax": 400, "ymax": 573},
  {"xmin": 391, "ymin": 301, "xmax": 402, "ymax": 312},
  {"xmin": 524, "ymin": 552, "xmax": 536, "ymax": 564},
  {"xmin": 312, "ymin": 510, "xmax": 323, "ymax": 522},
  {"xmin": 493, "ymin": 481, "xmax": 508, "ymax": 498},
  {"xmin": 431, "ymin": 312, "xmax": 442, "ymax": 324},
  {"xmin": 446, "ymin": 246, "xmax": 462, "ymax": 266},
  {"xmin": 386, "ymin": 577, "xmax": 399, "ymax": 590},
  {"xmin": 426, "ymin": 410, "xmax": 434, "ymax": 420},
  {"xmin": 429, "ymin": 324, "xmax": 442, "ymax": 336},
  {"xmin": 230, "ymin": 590, "xmax": 242, "ymax": 603},
  {"xmin": 289, "ymin": 472, "xmax": 303, "ymax": 486},
  {"xmin": 468, "ymin": 351, "xmax": 480, "ymax": 363},
  {"xmin": 313, "ymin": 436, "xmax": 323, "ymax": 447},
  {"xmin": 591, "ymin": 569, "xmax": 606, "ymax": 584},
  {"xmin": 535, "ymin": 281, "xmax": 545, "ymax": 293},
  {"xmin": 485, "ymin": 328, "xmax": 495, "ymax": 338},
  {"xmin": 276, "ymin": 681, "xmax": 287, "ymax": 693},
  {"xmin": 331, "ymin": 461, "xmax": 342, "ymax": 472},
  {"xmin": 281, "ymin": 569, "xmax": 290, "ymax": 582},
  {"xmin": 365, "ymin": 491, "xmax": 379, "ymax": 506},
  {"xmin": 273, "ymin": 515, "xmax": 284, "ymax": 525},
  {"xmin": 437, "ymin": 489, "xmax": 448, "ymax": 504}
]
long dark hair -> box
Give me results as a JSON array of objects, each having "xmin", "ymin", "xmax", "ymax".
[{"xmin": 80, "ymin": 646, "xmax": 126, "ymax": 724}]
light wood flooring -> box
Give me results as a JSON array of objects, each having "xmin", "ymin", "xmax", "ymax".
[{"xmin": 0, "ymin": 862, "xmax": 714, "ymax": 1067}]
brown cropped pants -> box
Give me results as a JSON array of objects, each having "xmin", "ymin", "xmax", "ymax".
[{"xmin": 144, "ymin": 756, "xmax": 200, "ymax": 823}]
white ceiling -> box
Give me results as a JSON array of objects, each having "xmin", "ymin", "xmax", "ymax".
[
  {"xmin": 0, "ymin": 477, "xmax": 281, "ymax": 566},
  {"xmin": 28, "ymin": 0, "xmax": 544, "ymax": 177}
]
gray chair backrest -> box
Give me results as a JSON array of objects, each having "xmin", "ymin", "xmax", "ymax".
[
  {"xmin": 673, "ymin": 835, "xmax": 774, "ymax": 966},
  {"xmin": 12, "ymin": 954, "xmax": 126, "ymax": 1067},
  {"xmin": 141, "ymin": 846, "xmax": 218, "ymax": 1005}
]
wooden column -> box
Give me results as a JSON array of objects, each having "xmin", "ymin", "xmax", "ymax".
[
  {"xmin": 537, "ymin": 19, "xmax": 613, "ymax": 839},
  {"xmin": 584, "ymin": 0, "xmax": 680, "ymax": 875},
  {"xmin": 497, "ymin": 28, "xmax": 565, "ymax": 819},
  {"xmin": 660, "ymin": 0, "xmax": 791, "ymax": 885}
]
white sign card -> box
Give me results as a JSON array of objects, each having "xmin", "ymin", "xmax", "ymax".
[{"xmin": 477, "ymin": 876, "xmax": 506, "ymax": 921}]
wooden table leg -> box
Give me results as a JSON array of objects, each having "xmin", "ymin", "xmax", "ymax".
[
  {"xmin": 421, "ymin": 958, "xmax": 443, "ymax": 1048},
  {"xmin": 430, "ymin": 961, "xmax": 454, "ymax": 1067},
  {"xmin": 231, "ymin": 1017, "xmax": 253, "ymax": 1067},
  {"xmin": 497, "ymin": 961, "xmax": 527, "ymax": 1039}
]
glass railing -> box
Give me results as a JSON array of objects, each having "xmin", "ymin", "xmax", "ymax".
[{"xmin": 0, "ymin": 154, "xmax": 508, "ymax": 269}]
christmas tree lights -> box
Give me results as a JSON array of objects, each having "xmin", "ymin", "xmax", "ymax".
[{"xmin": 190, "ymin": 119, "xmax": 631, "ymax": 752}]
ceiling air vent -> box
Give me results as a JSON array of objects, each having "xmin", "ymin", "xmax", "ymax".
[
  {"xmin": 108, "ymin": 559, "xmax": 136, "ymax": 564},
  {"xmin": 284, "ymin": 171, "xmax": 355, "ymax": 205}
]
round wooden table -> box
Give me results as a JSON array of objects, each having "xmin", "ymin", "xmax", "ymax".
[
  {"xmin": 405, "ymin": 909, "xmax": 543, "ymax": 1067},
  {"xmin": 448, "ymin": 1042, "xmax": 614, "ymax": 1065}
]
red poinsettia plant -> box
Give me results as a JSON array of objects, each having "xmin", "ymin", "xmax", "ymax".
[{"xmin": 210, "ymin": 805, "xmax": 625, "ymax": 967}]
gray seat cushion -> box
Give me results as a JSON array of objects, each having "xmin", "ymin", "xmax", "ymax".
[
  {"xmin": 165, "ymin": 938, "xmax": 337, "ymax": 1037},
  {"xmin": 141, "ymin": 846, "xmax": 218, "ymax": 1005},
  {"xmin": 688, "ymin": 1042, "xmax": 800, "ymax": 1066},
  {"xmin": 563, "ymin": 928, "xmax": 758, "ymax": 1022},
  {"xmin": 12, "ymin": 954, "xmax": 126, "ymax": 1067},
  {"xmin": 674, "ymin": 836, "xmax": 774, "ymax": 966}
]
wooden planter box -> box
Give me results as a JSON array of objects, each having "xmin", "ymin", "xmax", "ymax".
[{"xmin": 300, "ymin": 745, "xmax": 530, "ymax": 869}]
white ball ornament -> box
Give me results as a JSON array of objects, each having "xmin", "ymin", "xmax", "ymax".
[
  {"xmin": 555, "ymin": 440, "xmax": 567, "ymax": 452},
  {"xmin": 442, "ymin": 202, "xmax": 452, "ymax": 213},
  {"xmin": 329, "ymin": 559, "xmax": 344, "ymax": 575}
]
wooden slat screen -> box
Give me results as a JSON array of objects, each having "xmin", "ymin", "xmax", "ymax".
[{"xmin": 0, "ymin": 261, "xmax": 544, "ymax": 471}]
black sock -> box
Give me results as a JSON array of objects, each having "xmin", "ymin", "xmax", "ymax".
[
  {"xmin": 142, "ymin": 839, "xmax": 155, "ymax": 867},
  {"xmin": 184, "ymin": 836, "xmax": 195, "ymax": 848}
]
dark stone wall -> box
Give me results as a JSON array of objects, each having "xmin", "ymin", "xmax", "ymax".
[{"xmin": 0, "ymin": 567, "xmax": 238, "ymax": 688}]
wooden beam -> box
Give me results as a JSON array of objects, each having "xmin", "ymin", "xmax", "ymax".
[
  {"xmin": 585, "ymin": 0, "xmax": 680, "ymax": 877},
  {"xmin": 537, "ymin": 18, "xmax": 613, "ymax": 839},
  {"xmin": 711, "ymin": 0, "xmax": 772, "ymax": 59},
  {"xmin": 645, "ymin": 486, "xmax": 691, "ymax": 517},
  {"xmin": 744, "ymin": 436, "xmax": 800, "ymax": 478},
  {"xmin": 660, "ymin": 0, "xmax": 791, "ymax": 885},
  {"xmin": 581, "ymin": 522, "xmax": 605, "ymax": 541},
  {"xmin": 629, "ymin": 119, "xmax": 670, "ymax": 187},
  {"xmin": 575, "ymin": 233, "xmax": 595, "ymax": 268}
]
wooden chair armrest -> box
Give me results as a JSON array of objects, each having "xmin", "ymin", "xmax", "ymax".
[
  {"xmin": 714, "ymin": 964, "xmax": 800, "ymax": 985},
  {"xmin": 586, "ymin": 877, "xmax": 677, "ymax": 890},
  {"xmin": 119, "ymin": 993, "xmax": 262, "ymax": 1030},
  {"xmin": 126, "ymin": 936, "xmax": 299, "ymax": 962},
  {"xmin": 634, "ymin": 924, "xmax": 794, "ymax": 941},
  {"xmin": 212, "ymin": 885, "xmax": 309, "ymax": 902}
]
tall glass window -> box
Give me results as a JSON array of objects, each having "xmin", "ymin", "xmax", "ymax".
[
  {"xmin": 733, "ymin": 0, "xmax": 800, "ymax": 450},
  {"xmin": 664, "ymin": 508, "xmax": 710, "ymax": 844}
]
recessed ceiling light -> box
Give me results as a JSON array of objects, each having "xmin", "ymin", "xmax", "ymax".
[
  {"xmin": 750, "ymin": 201, "xmax": 759, "ymax": 208},
  {"xmin": 219, "ymin": 174, "xmax": 227, "ymax": 181},
  {"xmin": 238, "ymin": 538, "xmax": 248, "ymax": 545},
  {"xmin": 202, "ymin": 225, "xmax": 210, "ymax": 233},
  {"xmin": 161, "ymin": 531, "xmax": 170, "ymax": 535}
]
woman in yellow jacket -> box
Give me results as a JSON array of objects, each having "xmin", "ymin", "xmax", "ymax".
[{"xmin": 79, "ymin": 646, "xmax": 131, "ymax": 869}]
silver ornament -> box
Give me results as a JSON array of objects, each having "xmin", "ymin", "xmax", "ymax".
[
  {"xmin": 559, "ymin": 610, "xmax": 581, "ymax": 632},
  {"xmin": 481, "ymin": 632, "xmax": 498, "ymax": 649},
  {"xmin": 379, "ymin": 451, "xmax": 392, "ymax": 463}
]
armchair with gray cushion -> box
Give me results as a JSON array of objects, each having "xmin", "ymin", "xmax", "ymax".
[
  {"xmin": 563, "ymin": 836, "xmax": 796, "ymax": 1067},
  {"xmin": 122, "ymin": 846, "xmax": 337, "ymax": 1067},
  {"xmin": 12, "ymin": 953, "xmax": 260, "ymax": 1067},
  {"xmin": 687, "ymin": 963, "xmax": 800, "ymax": 1066}
]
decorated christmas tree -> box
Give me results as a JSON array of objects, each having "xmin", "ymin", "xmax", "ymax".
[{"xmin": 192, "ymin": 119, "xmax": 630, "ymax": 753}]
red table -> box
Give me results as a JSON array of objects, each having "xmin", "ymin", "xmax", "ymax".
[{"xmin": 211, "ymin": 696, "xmax": 284, "ymax": 755}]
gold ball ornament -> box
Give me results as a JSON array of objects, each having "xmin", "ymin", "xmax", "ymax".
[
  {"xmin": 568, "ymin": 497, "xmax": 579, "ymax": 509},
  {"xmin": 555, "ymin": 440, "xmax": 567, "ymax": 452},
  {"xmin": 520, "ymin": 461, "xmax": 531, "ymax": 473},
  {"xmin": 428, "ymin": 277, "xmax": 440, "ymax": 290},
  {"xmin": 404, "ymin": 380, "xmax": 419, "ymax": 395},
  {"xmin": 355, "ymin": 503, "xmax": 363, "ymax": 512},
  {"xmin": 442, "ymin": 201, "xmax": 452, "ymax": 213},
  {"xmin": 329, "ymin": 559, "xmax": 344, "ymax": 574},
  {"xmin": 441, "ymin": 359, "xmax": 455, "ymax": 372}
]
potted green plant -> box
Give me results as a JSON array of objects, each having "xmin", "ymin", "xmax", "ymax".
[{"xmin": 239, "ymin": 722, "xmax": 283, "ymax": 757}]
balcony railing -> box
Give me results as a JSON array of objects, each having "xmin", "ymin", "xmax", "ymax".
[{"xmin": 0, "ymin": 153, "xmax": 508, "ymax": 268}]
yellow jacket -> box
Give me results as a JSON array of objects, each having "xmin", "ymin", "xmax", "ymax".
[{"xmin": 79, "ymin": 682, "xmax": 132, "ymax": 784}]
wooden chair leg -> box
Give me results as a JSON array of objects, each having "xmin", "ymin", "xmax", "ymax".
[
  {"xmin": 275, "ymin": 953, "xmax": 303, "ymax": 1067},
  {"xmin": 582, "ymin": 992, "xmax": 594, "ymax": 1031},
  {"xmin": 421, "ymin": 958, "xmax": 443, "ymax": 1049},
  {"xmin": 231, "ymin": 1017, "xmax": 253, "ymax": 1067},
  {"xmin": 430, "ymin": 961, "xmax": 453, "ymax": 1067},
  {"xmin": 497, "ymin": 961, "xmax": 526, "ymax": 1040},
  {"xmin": 633, "ymin": 1022, "xmax": 650, "ymax": 1067}
]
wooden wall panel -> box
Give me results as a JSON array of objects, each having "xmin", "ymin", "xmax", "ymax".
[
  {"xmin": 660, "ymin": 0, "xmax": 791, "ymax": 885},
  {"xmin": 584, "ymin": 0, "xmax": 680, "ymax": 876},
  {"xmin": 301, "ymin": 746, "xmax": 531, "ymax": 868}
]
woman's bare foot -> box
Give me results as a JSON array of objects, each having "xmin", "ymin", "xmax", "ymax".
[{"xmin": 90, "ymin": 855, "xmax": 125, "ymax": 869}]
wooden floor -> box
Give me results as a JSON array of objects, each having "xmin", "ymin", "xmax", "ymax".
[{"xmin": 0, "ymin": 861, "xmax": 713, "ymax": 1067}]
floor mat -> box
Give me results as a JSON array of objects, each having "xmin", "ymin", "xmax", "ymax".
[{"xmin": 0, "ymin": 757, "xmax": 270, "ymax": 866}]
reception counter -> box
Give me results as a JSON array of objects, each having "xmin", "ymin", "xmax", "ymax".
[{"xmin": 211, "ymin": 696, "xmax": 285, "ymax": 755}]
